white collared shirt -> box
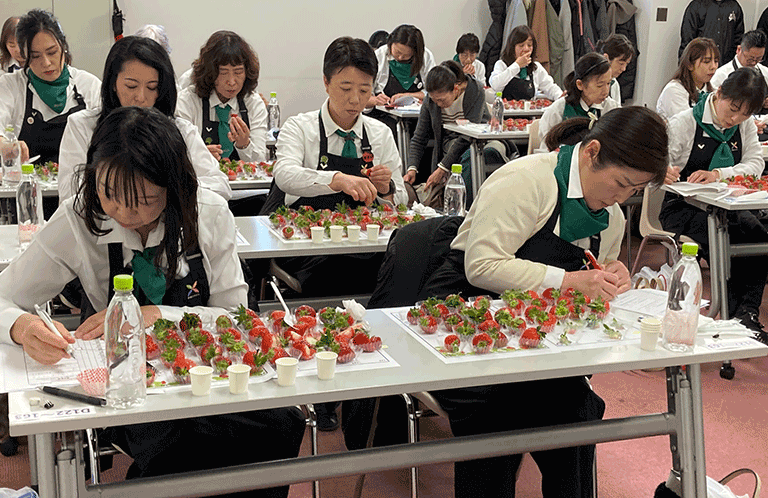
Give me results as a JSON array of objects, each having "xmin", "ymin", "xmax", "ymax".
[
  {"xmin": 58, "ymin": 107, "xmax": 232, "ymax": 201},
  {"xmin": 471, "ymin": 59, "xmax": 487, "ymax": 87},
  {"xmin": 711, "ymin": 57, "xmax": 768, "ymax": 90},
  {"xmin": 373, "ymin": 45, "xmax": 436, "ymax": 96},
  {"xmin": 0, "ymin": 67, "xmax": 101, "ymax": 142},
  {"xmin": 667, "ymin": 93, "xmax": 763, "ymax": 179},
  {"xmin": 609, "ymin": 78, "xmax": 621, "ymax": 105},
  {"xmin": 656, "ymin": 79, "xmax": 707, "ymax": 122},
  {"xmin": 489, "ymin": 60, "xmax": 563, "ymax": 101},
  {"xmin": 0, "ymin": 188, "xmax": 248, "ymax": 346},
  {"xmin": 538, "ymin": 95, "xmax": 620, "ymax": 143},
  {"xmin": 273, "ymin": 99, "xmax": 408, "ymax": 207},
  {"xmin": 176, "ymin": 86, "xmax": 268, "ymax": 163}
]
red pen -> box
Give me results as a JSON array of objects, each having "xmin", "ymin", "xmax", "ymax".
[{"xmin": 585, "ymin": 249, "xmax": 602, "ymax": 270}]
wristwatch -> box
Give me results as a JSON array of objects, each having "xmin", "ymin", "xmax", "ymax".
[{"xmin": 379, "ymin": 179, "xmax": 396, "ymax": 196}]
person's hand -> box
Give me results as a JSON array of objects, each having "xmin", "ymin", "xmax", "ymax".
[
  {"xmin": 330, "ymin": 172, "xmax": 377, "ymax": 206},
  {"xmin": 374, "ymin": 93, "xmax": 391, "ymax": 106},
  {"xmin": 19, "ymin": 140, "xmax": 29, "ymax": 163},
  {"xmin": 206, "ymin": 144, "xmax": 223, "ymax": 160},
  {"xmin": 425, "ymin": 168, "xmax": 449, "ymax": 191},
  {"xmin": 390, "ymin": 93, "xmax": 407, "ymax": 105},
  {"xmin": 755, "ymin": 118, "xmax": 766, "ymax": 134},
  {"xmin": 75, "ymin": 305, "xmax": 162, "ymax": 341},
  {"xmin": 10, "ymin": 313, "xmax": 74, "ymax": 365},
  {"xmin": 561, "ymin": 269, "xmax": 620, "ymax": 301},
  {"xmin": 367, "ymin": 164, "xmax": 393, "ymax": 194},
  {"xmin": 403, "ymin": 170, "xmax": 417, "ymax": 184},
  {"xmin": 463, "ymin": 64, "xmax": 475, "ymax": 76},
  {"xmin": 515, "ymin": 51, "xmax": 532, "ymax": 69},
  {"xmin": 687, "ymin": 169, "xmax": 719, "ymax": 184},
  {"xmin": 228, "ymin": 114, "xmax": 251, "ymax": 149},
  {"xmin": 665, "ymin": 166, "xmax": 681, "ymax": 185},
  {"xmin": 0, "ymin": 138, "xmax": 29, "ymax": 163},
  {"xmin": 603, "ymin": 260, "xmax": 631, "ymax": 295}
]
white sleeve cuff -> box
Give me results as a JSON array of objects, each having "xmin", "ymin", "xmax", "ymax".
[{"xmin": 539, "ymin": 266, "xmax": 566, "ymax": 293}]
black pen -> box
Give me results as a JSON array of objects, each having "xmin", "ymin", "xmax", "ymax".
[{"xmin": 41, "ymin": 386, "xmax": 106, "ymax": 407}]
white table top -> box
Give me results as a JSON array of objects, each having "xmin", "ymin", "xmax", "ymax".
[
  {"xmin": 0, "ymin": 182, "xmax": 59, "ymax": 198},
  {"xmin": 9, "ymin": 307, "xmax": 767, "ymax": 435},
  {"xmin": 664, "ymin": 184, "xmax": 768, "ymax": 211},
  {"xmin": 443, "ymin": 122, "xmax": 529, "ymax": 140},
  {"xmin": 375, "ymin": 105, "xmax": 421, "ymax": 117}
]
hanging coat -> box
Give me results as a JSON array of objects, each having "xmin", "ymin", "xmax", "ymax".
[
  {"xmin": 480, "ymin": 0, "xmax": 509, "ymax": 83},
  {"xmin": 608, "ymin": 0, "xmax": 639, "ymax": 102},
  {"xmin": 532, "ymin": 0, "xmax": 552, "ymax": 73},
  {"xmin": 546, "ymin": 0, "xmax": 566, "ymax": 86}
]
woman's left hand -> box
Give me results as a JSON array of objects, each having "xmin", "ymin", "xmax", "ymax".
[
  {"xmin": 75, "ymin": 305, "xmax": 163, "ymax": 340},
  {"xmin": 687, "ymin": 169, "xmax": 719, "ymax": 184},
  {"xmin": 228, "ymin": 114, "xmax": 251, "ymax": 149},
  {"xmin": 425, "ymin": 168, "xmax": 449, "ymax": 191},
  {"xmin": 603, "ymin": 260, "xmax": 631, "ymax": 295},
  {"xmin": 367, "ymin": 164, "xmax": 393, "ymax": 194}
]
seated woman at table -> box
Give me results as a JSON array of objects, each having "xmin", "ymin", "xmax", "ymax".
[
  {"xmin": 58, "ymin": 35, "xmax": 230, "ymax": 201},
  {"xmin": 422, "ymin": 106, "xmax": 669, "ymax": 498},
  {"xmin": 538, "ymin": 52, "xmax": 618, "ymax": 144},
  {"xmin": 489, "ymin": 25, "xmax": 563, "ymax": 102},
  {"xmin": 660, "ymin": 67, "xmax": 768, "ymax": 341},
  {"xmin": 656, "ymin": 37, "xmax": 719, "ymax": 122},
  {"xmin": 0, "ymin": 9, "xmax": 100, "ymax": 165},
  {"xmin": 454, "ymin": 32, "xmax": 486, "ymax": 87},
  {"xmin": 598, "ymin": 33, "xmax": 634, "ymax": 105},
  {"xmin": 0, "ymin": 106, "xmax": 305, "ymax": 496},
  {"xmin": 176, "ymin": 30, "xmax": 267, "ymax": 163},
  {"xmin": 1, "ymin": 17, "xmax": 24, "ymax": 73}
]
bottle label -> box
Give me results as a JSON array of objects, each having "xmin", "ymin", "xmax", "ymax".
[{"xmin": 18, "ymin": 222, "xmax": 40, "ymax": 242}]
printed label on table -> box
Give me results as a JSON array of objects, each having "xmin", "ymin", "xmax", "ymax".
[
  {"xmin": 13, "ymin": 406, "xmax": 94, "ymax": 422},
  {"xmin": 703, "ymin": 338, "xmax": 760, "ymax": 350}
]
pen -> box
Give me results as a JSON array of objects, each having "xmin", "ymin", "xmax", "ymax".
[
  {"xmin": 34, "ymin": 304, "xmax": 74, "ymax": 356},
  {"xmin": 585, "ymin": 249, "xmax": 602, "ymax": 271},
  {"xmin": 40, "ymin": 386, "xmax": 106, "ymax": 407}
]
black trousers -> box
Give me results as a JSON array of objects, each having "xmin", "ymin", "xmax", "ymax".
[
  {"xmin": 275, "ymin": 253, "xmax": 383, "ymax": 297},
  {"xmin": 431, "ymin": 377, "xmax": 605, "ymax": 498},
  {"xmin": 660, "ymin": 201, "xmax": 768, "ymax": 314}
]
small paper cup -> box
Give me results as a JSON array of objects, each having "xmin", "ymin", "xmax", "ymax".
[
  {"xmin": 639, "ymin": 317, "xmax": 662, "ymax": 352},
  {"xmin": 329, "ymin": 225, "xmax": 343, "ymax": 243},
  {"xmin": 524, "ymin": 100, "xmax": 531, "ymax": 111},
  {"xmin": 190, "ymin": 365, "xmax": 213, "ymax": 396},
  {"xmin": 276, "ymin": 357, "xmax": 299, "ymax": 386},
  {"xmin": 347, "ymin": 225, "xmax": 360, "ymax": 242},
  {"xmin": 316, "ymin": 351, "xmax": 338, "ymax": 380},
  {"xmin": 310, "ymin": 226, "xmax": 324, "ymax": 244},
  {"xmin": 227, "ymin": 364, "xmax": 251, "ymax": 394},
  {"xmin": 367, "ymin": 224, "xmax": 380, "ymax": 240}
]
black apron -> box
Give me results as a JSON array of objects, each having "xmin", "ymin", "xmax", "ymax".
[
  {"xmin": 18, "ymin": 82, "xmax": 86, "ymax": 164},
  {"xmin": 260, "ymin": 111, "xmax": 375, "ymax": 214},
  {"xmin": 382, "ymin": 66, "xmax": 424, "ymax": 97},
  {"xmin": 200, "ymin": 95, "xmax": 249, "ymax": 161},
  {"xmin": 502, "ymin": 68, "xmax": 535, "ymax": 101}
]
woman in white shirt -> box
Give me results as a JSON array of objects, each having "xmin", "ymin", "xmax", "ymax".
[
  {"xmin": 176, "ymin": 30, "xmax": 267, "ymax": 163},
  {"xmin": 656, "ymin": 37, "xmax": 719, "ymax": 121},
  {"xmin": 661, "ymin": 68, "xmax": 768, "ymax": 338},
  {"xmin": 0, "ymin": 106, "xmax": 305, "ymax": 494},
  {"xmin": 0, "ymin": 9, "xmax": 100, "ymax": 164},
  {"xmin": 538, "ymin": 52, "xmax": 619, "ymax": 143},
  {"xmin": 0, "ymin": 17, "xmax": 23, "ymax": 73},
  {"xmin": 489, "ymin": 25, "xmax": 563, "ymax": 102},
  {"xmin": 454, "ymin": 32, "xmax": 486, "ymax": 87},
  {"xmin": 58, "ymin": 36, "xmax": 230, "ymax": 201},
  {"xmin": 597, "ymin": 33, "xmax": 634, "ymax": 105}
]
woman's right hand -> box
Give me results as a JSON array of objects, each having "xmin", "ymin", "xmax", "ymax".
[
  {"xmin": 206, "ymin": 144, "xmax": 223, "ymax": 160},
  {"xmin": 374, "ymin": 93, "xmax": 391, "ymax": 106},
  {"xmin": 665, "ymin": 166, "xmax": 681, "ymax": 185},
  {"xmin": 330, "ymin": 172, "xmax": 377, "ymax": 206},
  {"xmin": 403, "ymin": 170, "xmax": 417, "ymax": 184},
  {"xmin": 561, "ymin": 269, "xmax": 620, "ymax": 301},
  {"xmin": 515, "ymin": 52, "xmax": 532, "ymax": 69},
  {"xmin": 10, "ymin": 313, "xmax": 74, "ymax": 365}
]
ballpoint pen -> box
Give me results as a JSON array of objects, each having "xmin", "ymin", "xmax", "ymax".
[
  {"xmin": 34, "ymin": 304, "xmax": 75, "ymax": 356},
  {"xmin": 40, "ymin": 386, "xmax": 106, "ymax": 406},
  {"xmin": 585, "ymin": 249, "xmax": 602, "ymax": 271}
]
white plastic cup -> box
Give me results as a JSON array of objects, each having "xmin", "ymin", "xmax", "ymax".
[
  {"xmin": 316, "ymin": 351, "xmax": 338, "ymax": 380},
  {"xmin": 640, "ymin": 317, "xmax": 662, "ymax": 351},
  {"xmin": 329, "ymin": 225, "xmax": 343, "ymax": 243},
  {"xmin": 227, "ymin": 364, "xmax": 251, "ymax": 394},
  {"xmin": 347, "ymin": 225, "xmax": 360, "ymax": 242},
  {"xmin": 310, "ymin": 226, "xmax": 324, "ymax": 244},
  {"xmin": 524, "ymin": 100, "xmax": 531, "ymax": 111},
  {"xmin": 276, "ymin": 357, "xmax": 299, "ymax": 386},
  {"xmin": 366, "ymin": 224, "xmax": 380, "ymax": 240},
  {"xmin": 190, "ymin": 365, "xmax": 213, "ymax": 396}
]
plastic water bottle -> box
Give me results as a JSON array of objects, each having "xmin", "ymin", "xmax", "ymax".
[
  {"xmin": 662, "ymin": 242, "xmax": 702, "ymax": 353},
  {"xmin": 2, "ymin": 125, "xmax": 22, "ymax": 187},
  {"xmin": 443, "ymin": 164, "xmax": 467, "ymax": 216},
  {"xmin": 16, "ymin": 164, "xmax": 43, "ymax": 251},
  {"xmin": 105, "ymin": 274, "xmax": 146, "ymax": 409},
  {"xmin": 267, "ymin": 92, "xmax": 280, "ymax": 131},
  {"xmin": 490, "ymin": 92, "xmax": 504, "ymax": 133}
]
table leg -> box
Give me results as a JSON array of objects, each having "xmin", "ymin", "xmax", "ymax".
[
  {"xmin": 35, "ymin": 433, "xmax": 57, "ymax": 498},
  {"xmin": 28, "ymin": 434, "xmax": 38, "ymax": 489},
  {"xmin": 470, "ymin": 141, "xmax": 482, "ymax": 199},
  {"xmin": 396, "ymin": 119, "xmax": 409, "ymax": 173},
  {"xmin": 687, "ymin": 364, "xmax": 707, "ymax": 498},
  {"xmin": 707, "ymin": 211, "xmax": 722, "ymax": 318}
]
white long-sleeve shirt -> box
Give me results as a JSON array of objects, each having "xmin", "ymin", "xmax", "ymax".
[
  {"xmin": 538, "ymin": 96, "xmax": 620, "ymax": 143},
  {"xmin": 489, "ymin": 60, "xmax": 563, "ymax": 101},
  {"xmin": 176, "ymin": 86, "xmax": 268, "ymax": 163},
  {"xmin": 373, "ymin": 44, "xmax": 436, "ymax": 96},
  {"xmin": 57, "ymin": 108, "xmax": 232, "ymax": 201},
  {"xmin": 656, "ymin": 79, "xmax": 708, "ymax": 122},
  {"xmin": 710, "ymin": 57, "xmax": 768, "ymax": 90},
  {"xmin": 0, "ymin": 188, "xmax": 247, "ymax": 346},
  {"xmin": 273, "ymin": 99, "xmax": 408, "ymax": 207}
]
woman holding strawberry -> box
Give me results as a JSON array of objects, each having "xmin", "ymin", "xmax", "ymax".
[
  {"xmin": 0, "ymin": 107, "xmax": 304, "ymax": 496},
  {"xmin": 423, "ymin": 106, "xmax": 669, "ymax": 497}
]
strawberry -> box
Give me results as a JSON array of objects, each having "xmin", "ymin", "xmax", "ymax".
[
  {"xmin": 406, "ymin": 307, "xmax": 423, "ymax": 325},
  {"xmin": 507, "ymin": 317, "xmax": 526, "ymax": 335},
  {"xmin": 472, "ymin": 295, "xmax": 491, "ymax": 312},
  {"xmin": 172, "ymin": 357, "xmax": 196, "ymax": 384},
  {"xmin": 227, "ymin": 169, "xmax": 237, "ymax": 181},
  {"xmin": 152, "ymin": 318, "xmax": 178, "ymax": 341},
  {"xmin": 218, "ymin": 328, "xmax": 242, "ymax": 347},
  {"xmin": 529, "ymin": 297, "xmax": 547, "ymax": 310},
  {"xmin": 522, "ymin": 290, "xmax": 540, "ymax": 303},
  {"xmin": 334, "ymin": 326, "xmax": 355, "ymax": 344},
  {"xmin": 435, "ymin": 303, "xmax": 450, "ymax": 320},
  {"xmin": 211, "ymin": 355, "xmax": 232, "ymax": 376},
  {"xmin": 248, "ymin": 325, "xmax": 270, "ymax": 345},
  {"xmin": 419, "ymin": 315, "xmax": 438, "ymax": 334},
  {"xmin": 188, "ymin": 328, "xmax": 214, "ymax": 349},
  {"xmin": 243, "ymin": 350, "xmax": 273, "ymax": 374},
  {"xmin": 260, "ymin": 333, "xmax": 277, "ymax": 354},
  {"xmin": 269, "ymin": 347, "xmax": 290, "ymax": 365},
  {"xmin": 179, "ymin": 312, "xmax": 202, "ymax": 333},
  {"xmin": 472, "ymin": 332, "xmax": 493, "ymax": 354},
  {"xmin": 146, "ymin": 363, "xmax": 157, "ymax": 387},
  {"xmin": 160, "ymin": 345, "xmax": 182, "ymax": 368},
  {"xmin": 291, "ymin": 340, "xmax": 316, "ymax": 360},
  {"xmin": 336, "ymin": 343, "xmax": 356, "ymax": 363},
  {"xmin": 542, "ymin": 287, "xmax": 561, "ymax": 304},
  {"xmin": 536, "ymin": 312, "xmax": 557, "ymax": 334},
  {"xmin": 492, "ymin": 329, "xmax": 509, "ymax": 348},
  {"xmin": 494, "ymin": 308, "xmax": 515, "ymax": 327},
  {"xmin": 587, "ymin": 296, "xmax": 610, "ymax": 319},
  {"xmin": 233, "ymin": 304, "xmax": 258, "ymax": 329},
  {"xmin": 146, "ymin": 335, "xmax": 160, "ymax": 360},
  {"xmin": 568, "ymin": 303, "xmax": 586, "ymax": 320},
  {"xmin": 282, "ymin": 226, "xmax": 295, "ymax": 239},
  {"xmin": 295, "ymin": 305, "xmax": 316, "ymax": 318},
  {"xmin": 362, "ymin": 335, "xmax": 382, "ymax": 352},
  {"xmin": 520, "ymin": 327, "xmax": 545, "ymax": 349},
  {"xmin": 478, "ymin": 319, "xmax": 501, "ymax": 335},
  {"xmin": 352, "ymin": 332, "xmax": 370, "ymax": 346},
  {"xmin": 201, "ymin": 343, "xmax": 223, "ymax": 365},
  {"xmin": 215, "ymin": 315, "xmax": 233, "ymax": 333},
  {"xmin": 296, "ymin": 314, "xmax": 317, "ymax": 330},
  {"xmin": 443, "ymin": 313, "xmax": 462, "ymax": 332},
  {"xmin": 284, "ymin": 328, "xmax": 303, "ymax": 343},
  {"xmin": 444, "ymin": 334, "xmax": 460, "ymax": 353}
]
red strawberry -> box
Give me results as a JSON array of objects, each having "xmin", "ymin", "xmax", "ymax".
[
  {"xmin": 291, "ymin": 340, "xmax": 316, "ymax": 360},
  {"xmin": 435, "ymin": 303, "xmax": 450, "ymax": 320},
  {"xmin": 295, "ymin": 305, "xmax": 316, "ymax": 318},
  {"xmin": 179, "ymin": 312, "xmax": 202, "ymax": 333},
  {"xmin": 493, "ymin": 330, "xmax": 509, "ymax": 348},
  {"xmin": 243, "ymin": 350, "xmax": 272, "ymax": 375},
  {"xmin": 260, "ymin": 333, "xmax": 276, "ymax": 354},
  {"xmin": 361, "ymin": 335, "xmax": 382, "ymax": 352},
  {"xmin": 249, "ymin": 325, "xmax": 270, "ymax": 344},
  {"xmin": 282, "ymin": 226, "xmax": 295, "ymax": 239},
  {"xmin": 227, "ymin": 169, "xmax": 237, "ymax": 181},
  {"xmin": 146, "ymin": 335, "xmax": 160, "ymax": 360},
  {"xmin": 352, "ymin": 332, "xmax": 370, "ymax": 346},
  {"xmin": 520, "ymin": 327, "xmax": 545, "ymax": 349},
  {"xmin": 211, "ymin": 355, "xmax": 232, "ymax": 376},
  {"xmin": 406, "ymin": 307, "xmax": 423, "ymax": 325},
  {"xmin": 472, "ymin": 332, "xmax": 493, "ymax": 354},
  {"xmin": 537, "ymin": 312, "xmax": 557, "ymax": 334},
  {"xmin": 269, "ymin": 347, "xmax": 290, "ymax": 365},
  {"xmin": 444, "ymin": 334, "xmax": 460, "ymax": 353},
  {"xmin": 337, "ymin": 343, "xmax": 356, "ymax": 363},
  {"xmin": 419, "ymin": 315, "xmax": 438, "ymax": 334},
  {"xmin": 201, "ymin": 343, "xmax": 223, "ymax": 365}
]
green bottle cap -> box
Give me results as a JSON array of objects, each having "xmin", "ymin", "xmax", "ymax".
[
  {"xmin": 496, "ymin": 92, "xmax": 502, "ymax": 97},
  {"xmin": 113, "ymin": 274, "xmax": 134, "ymax": 291},
  {"xmin": 451, "ymin": 164, "xmax": 462, "ymax": 174},
  {"xmin": 21, "ymin": 164, "xmax": 34, "ymax": 174},
  {"xmin": 4, "ymin": 125, "xmax": 14, "ymax": 132},
  {"xmin": 681, "ymin": 242, "xmax": 699, "ymax": 256},
  {"xmin": 270, "ymin": 92, "xmax": 277, "ymax": 98}
]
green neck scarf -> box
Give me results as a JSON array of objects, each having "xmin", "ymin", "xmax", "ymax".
[
  {"xmin": 691, "ymin": 94, "xmax": 737, "ymax": 171},
  {"xmin": 389, "ymin": 59, "xmax": 416, "ymax": 91},
  {"xmin": 334, "ymin": 129, "xmax": 358, "ymax": 158},
  {"xmin": 215, "ymin": 103, "xmax": 234, "ymax": 159},
  {"xmin": 563, "ymin": 102, "xmax": 599, "ymax": 120},
  {"xmin": 519, "ymin": 66, "xmax": 528, "ymax": 80},
  {"xmin": 131, "ymin": 246, "xmax": 166, "ymax": 306},
  {"xmin": 553, "ymin": 145, "xmax": 609, "ymax": 243},
  {"xmin": 453, "ymin": 54, "xmax": 461, "ymax": 63},
  {"xmin": 28, "ymin": 65, "xmax": 70, "ymax": 113}
]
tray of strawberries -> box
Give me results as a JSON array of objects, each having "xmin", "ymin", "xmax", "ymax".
[
  {"xmin": 387, "ymin": 288, "xmax": 634, "ymax": 363},
  {"xmin": 219, "ymin": 158, "xmax": 274, "ymax": 182},
  {"xmin": 34, "ymin": 161, "xmax": 58, "ymax": 183},
  {"xmin": 503, "ymin": 98, "xmax": 552, "ymax": 111},
  {"xmin": 265, "ymin": 202, "xmax": 426, "ymax": 241},
  {"xmin": 722, "ymin": 174, "xmax": 768, "ymax": 193}
]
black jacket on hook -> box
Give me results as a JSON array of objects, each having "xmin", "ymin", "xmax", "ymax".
[{"xmin": 679, "ymin": 0, "xmax": 744, "ymax": 66}]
